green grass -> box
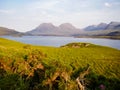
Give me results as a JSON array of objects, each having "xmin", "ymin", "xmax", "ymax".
[{"xmin": 0, "ymin": 38, "xmax": 120, "ymax": 90}]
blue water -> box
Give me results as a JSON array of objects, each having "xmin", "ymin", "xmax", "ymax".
[{"xmin": 1, "ymin": 36, "xmax": 120, "ymax": 49}]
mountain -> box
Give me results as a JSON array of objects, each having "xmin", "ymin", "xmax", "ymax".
[
  {"xmin": 58, "ymin": 23, "xmax": 81, "ymax": 35},
  {"xmin": 105, "ymin": 22, "xmax": 120, "ymax": 30},
  {"xmin": 84, "ymin": 23, "xmax": 108, "ymax": 31},
  {"xmin": 26, "ymin": 23, "xmax": 81, "ymax": 36},
  {"xmin": 59, "ymin": 23, "xmax": 76, "ymax": 30},
  {"xmin": 0, "ymin": 27, "xmax": 23, "ymax": 36},
  {"xmin": 26, "ymin": 23, "xmax": 58, "ymax": 35},
  {"xmin": 84, "ymin": 22, "xmax": 120, "ymax": 31},
  {"xmin": 1, "ymin": 21, "xmax": 120, "ymax": 37}
]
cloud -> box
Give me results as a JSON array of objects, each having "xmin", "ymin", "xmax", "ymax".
[
  {"xmin": 0, "ymin": 0, "xmax": 120, "ymax": 32},
  {"xmin": 26, "ymin": 0, "xmax": 66, "ymax": 16},
  {"xmin": 104, "ymin": 2, "xmax": 120, "ymax": 8},
  {"xmin": 104, "ymin": 2, "xmax": 111, "ymax": 7},
  {"xmin": 33, "ymin": 0, "xmax": 60, "ymax": 10},
  {"xmin": 0, "ymin": 9, "xmax": 14, "ymax": 14}
]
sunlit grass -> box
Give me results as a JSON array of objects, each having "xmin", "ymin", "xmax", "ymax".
[{"xmin": 0, "ymin": 38, "xmax": 120, "ymax": 90}]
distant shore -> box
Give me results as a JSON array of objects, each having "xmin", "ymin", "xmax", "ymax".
[{"xmin": 75, "ymin": 35, "xmax": 120, "ymax": 40}]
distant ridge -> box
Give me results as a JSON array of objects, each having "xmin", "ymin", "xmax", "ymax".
[
  {"xmin": 0, "ymin": 27, "xmax": 23, "ymax": 36},
  {"xmin": 105, "ymin": 22, "xmax": 120, "ymax": 30},
  {"xmin": 84, "ymin": 21, "xmax": 120, "ymax": 31},
  {"xmin": 0, "ymin": 21, "xmax": 120, "ymax": 37}
]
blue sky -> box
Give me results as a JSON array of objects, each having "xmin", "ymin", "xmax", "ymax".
[{"xmin": 0, "ymin": 0, "xmax": 120, "ymax": 32}]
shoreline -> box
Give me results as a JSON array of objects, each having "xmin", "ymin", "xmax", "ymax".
[{"xmin": 75, "ymin": 35, "xmax": 120, "ymax": 40}]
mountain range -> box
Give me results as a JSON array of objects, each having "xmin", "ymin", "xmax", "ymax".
[
  {"xmin": 0, "ymin": 21, "xmax": 120, "ymax": 37},
  {"xmin": 82, "ymin": 22, "xmax": 120, "ymax": 36},
  {"xmin": 26, "ymin": 23, "xmax": 81, "ymax": 36},
  {"xmin": 84, "ymin": 22, "xmax": 120, "ymax": 31}
]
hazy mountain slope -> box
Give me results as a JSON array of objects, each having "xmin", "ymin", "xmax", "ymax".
[
  {"xmin": 26, "ymin": 23, "xmax": 58, "ymax": 35},
  {"xmin": 0, "ymin": 27, "xmax": 22, "ymax": 36},
  {"xmin": 80, "ymin": 21, "xmax": 120, "ymax": 38},
  {"xmin": 84, "ymin": 23, "xmax": 108, "ymax": 31},
  {"xmin": 84, "ymin": 22, "xmax": 120, "ymax": 31},
  {"xmin": 26, "ymin": 23, "xmax": 81, "ymax": 36},
  {"xmin": 105, "ymin": 22, "xmax": 120, "ymax": 30}
]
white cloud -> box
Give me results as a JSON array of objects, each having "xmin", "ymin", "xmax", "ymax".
[
  {"xmin": 0, "ymin": 9, "xmax": 14, "ymax": 14},
  {"xmin": 26, "ymin": 0, "xmax": 66, "ymax": 17},
  {"xmin": 104, "ymin": 2, "xmax": 111, "ymax": 7},
  {"xmin": 104, "ymin": 2, "xmax": 120, "ymax": 8},
  {"xmin": 32, "ymin": 0, "xmax": 60, "ymax": 10},
  {"xmin": 0, "ymin": 0, "xmax": 120, "ymax": 32}
]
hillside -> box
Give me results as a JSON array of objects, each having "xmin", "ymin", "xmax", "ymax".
[
  {"xmin": 0, "ymin": 38, "xmax": 120, "ymax": 90},
  {"xmin": 0, "ymin": 27, "xmax": 23, "ymax": 36}
]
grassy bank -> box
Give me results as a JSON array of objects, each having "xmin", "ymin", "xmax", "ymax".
[{"xmin": 0, "ymin": 38, "xmax": 120, "ymax": 90}]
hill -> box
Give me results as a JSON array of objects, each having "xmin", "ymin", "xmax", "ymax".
[
  {"xmin": 0, "ymin": 27, "xmax": 23, "ymax": 36},
  {"xmin": 0, "ymin": 38, "xmax": 120, "ymax": 90}
]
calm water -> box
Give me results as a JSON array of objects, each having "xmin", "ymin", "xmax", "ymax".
[{"xmin": 1, "ymin": 36, "xmax": 120, "ymax": 49}]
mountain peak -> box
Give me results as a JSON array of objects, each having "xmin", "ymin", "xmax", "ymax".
[
  {"xmin": 84, "ymin": 21, "xmax": 120, "ymax": 31},
  {"xmin": 98, "ymin": 23, "xmax": 107, "ymax": 26},
  {"xmin": 38, "ymin": 23, "xmax": 55, "ymax": 27},
  {"xmin": 109, "ymin": 21, "xmax": 120, "ymax": 25},
  {"xmin": 34, "ymin": 23, "xmax": 57, "ymax": 30},
  {"xmin": 59, "ymin": 23, "xmax": 76, "ymax": 30},
  {"xmin": 106, "ymin": 21, "xmax": 120, "ymax": 30},
  {"xmin": 60, "ymin": 23, "xmax": 73, "ymax": 26}
]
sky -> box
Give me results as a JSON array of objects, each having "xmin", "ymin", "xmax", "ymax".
[{"xmin": 0, "ymin": 0, "xmax": 120, "ymax": 32}]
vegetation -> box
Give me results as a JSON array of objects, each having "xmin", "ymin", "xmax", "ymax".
[{"xmin": 0, "ymin": 38, "xmax": 120, "ymax": 90}]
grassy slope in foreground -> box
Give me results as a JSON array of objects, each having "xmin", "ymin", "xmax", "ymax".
[{"xmin": 0, "ymin": 38, "xmax": 120, "ymax": 90}]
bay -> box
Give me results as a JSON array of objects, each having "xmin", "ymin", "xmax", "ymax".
[{"xmin": 1, "ymin": 36, "xmax": 120, "ymax": 50}]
